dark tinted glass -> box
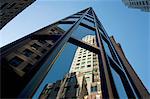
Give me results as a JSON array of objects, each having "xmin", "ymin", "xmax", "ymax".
[
  {"xmin": 102, "ymin": 39, "xmax": 113, "ymax": 58},
  {"xmin": 82, "ymin": 18, "xmax": 94, "ymax": 27},
  {"xmin": 110, "ymin": 66, "xmax": 128, "ymax": 98},
  {"xmin": 71, "ymin": 25, "xmax": 97, "ymax": 47},
  {"xmin": 57, "ymin": 23, "xmax": 73, "ymax": 32},
  {"xmin": 9, "ymin": 56, "xmax": 24, "ymax": 67},
  {"xmin": 23, "ymin": 49, "xmax": 33, "ymax": 57}
]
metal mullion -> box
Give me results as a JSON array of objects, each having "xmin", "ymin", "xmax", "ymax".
[
  {"xmin": 18, "ymin": 8, "xmax": 91, "ymax": 98},
  {"xmin": 68, "ymin": 37, "xmax": 99, "ymax": 54},
  {"xmin": 93, "ymin": 9, "xmax": 137, "ymax": 98},
  {"xmin": 92, "ymin": 8, "xmax": 114, "ymax": 98}
]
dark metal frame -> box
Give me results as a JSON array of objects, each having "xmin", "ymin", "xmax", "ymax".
[{"xmin": 1, "ymin": 7, "xmax": 148, "ymax": 98}]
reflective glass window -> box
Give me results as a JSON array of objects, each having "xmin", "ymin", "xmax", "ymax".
[
  {"xmin": 64, "ymin": 17, "xmax": 79, "ymax": 22},
  {"xmin": 38, "ymin": 40, "xmax": 47, "ymax": 44},
  {"xmin": 102, "ymin": 39, "xmax": 113, "ymax": 58},
  {"xmin": 71, "ymin": 25, "xmax": 97, "ymax": 47},
  {"xmin": 98, "ymin": 27, "xmax": 106, "ymax": 37},
  {"xmin": 110, "ymin": 66, "xmax": 128, "ymax": 98},
  {"xmin": 91, "ymin": 86, "xmax": 97, "ymax": 92},
  {"xmin": 23, "ymin": 49, "xmax": 33, "ymax": 57},
  {"xmin": 82, "ymin": 18, "xmax": 94, "ymax": 27},
  {"xmin": 31, "ymin": 43, "xmax": 41, "ymax": 50},
  {"xmin": 9, "ymin": 56, "xmax": 24, "ymax": 67},
  {"xmin": 85, "ymin": 15, "xmax": 94, "ymax": 21},
  {"xmin": 57, "ymin": 23, "xmax": 73, "ymax": 32},
  {"xmin": 86, "ymin": 14, "xmax": 94, "ymax": 20}
]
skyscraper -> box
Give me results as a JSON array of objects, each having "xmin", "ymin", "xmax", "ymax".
[
  {"xmin": 0, "ymin": 7, "xmax": 149, "ymax": 98},
  {"xmin": 0, "ymin": 0, "xmax": 36, "ymax": 29},
  {"xmin": 39, "ymin": 72, "xmax": 88, "ymax": 99},
  {"xmin": 122, "ymin": 0, "xmax": 150, "ymax": 12},
  {"xmin": 69, "ymin": 35, "xmax": 102, "ymax": 98}
]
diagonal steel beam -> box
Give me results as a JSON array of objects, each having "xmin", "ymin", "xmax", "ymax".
[
  {"xmin": 68, "ymin": 37, "xmax": 100, "ymax": 54},
  {"xmin": 31, "ymin": 34, "xmax": 100, "ymax": 54}
]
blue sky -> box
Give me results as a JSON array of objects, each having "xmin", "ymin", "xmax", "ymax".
[{"xmin": 0, "ymin": 0, "xmax": 149, "ymax": 98}]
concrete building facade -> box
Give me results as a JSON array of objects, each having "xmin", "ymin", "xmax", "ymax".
[
  {"xmin": 0, "ymin": 0, "xmax": 36, "ymax": 29},
  {"xmin": 69, "ymin": 35, "xmax": 102, "ymax": 98},
  {"xmin": 39, "ymin": 72, "xmax": 88, "ymax": 99},
  {"xmin": 122, "ymin": 0, "xmax": 150, "ymax": 12}
]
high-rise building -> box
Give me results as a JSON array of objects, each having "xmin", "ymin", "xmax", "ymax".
[
  {"xmin": 122, "ymin": 0, "xmax": 150, "ymax": 12},
  {"xmin": 0, "ymin": 0, "xmax": 36, "ymax": 29},
  {"xmin": 69, "ymin": 35, "xmax": 102, "ymax": 98},
  {"xmin": 0, "ymin": 7, "xmax": 149, "ymax": 98},
  {"xmin": 39, "ymin": 72, "xmax": 88, "ymax": 99}
]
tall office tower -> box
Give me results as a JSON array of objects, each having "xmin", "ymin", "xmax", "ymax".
[
  {"xmin": 39, "ymin": 72, "xmax": 88, "ymax": 99},
  {"xmin": 0, "ymin": 7, "xmax": 149, "ymax": 98},
  {"xmin": 122, "ymin": 0, "xmax": 150, "ymax": 12},
  {"xmin": 69, "ymin": 35, "xmax": 102, "ymax": 99},
  {"xmin": 0, "ymin": 0, "xmax": 36, "ymax": 29}
]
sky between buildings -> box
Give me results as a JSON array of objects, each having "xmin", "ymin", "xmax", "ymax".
[{"xmin": 0, "ymin": 0, "xmax": 149, "ymax": 98}]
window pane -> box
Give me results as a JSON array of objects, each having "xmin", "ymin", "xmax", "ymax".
[
  {"xmin": 71, "ymin": 25, "xmax": 97, "ymax": 47},
  {"xmin": 85, "ymin": 15, "xmax": 94, "ymax": 22},
  {"xmin": 91, "ymin": 86, "xmax": 97, "ymax": 92},
  {"xmin": 64, "ymin": 17, "xmax": 79, "ymax": 22},
  {"xmin": 82, "ymin": 18, "xmax": 94, "ymax": 27},
  {"xmin": 110, "ymin": 66, "xmax": 128, "ymax": 98},
  {"xmin": 57, "ymin": 23, "xmax": 73, "ymax": 32},
  {"xmin": 33, "ymin": 41, "xmax": 102, "ymax": 98},
  {"xmin": 9, "ymin": 56, "xmax": 24, "ymax": 67},
  {"xmin": 31, "ymin": 43, "xmax": 41, "ymax": 50},
  {"xmin": 102, "ymin": 39, "xmax": 113, "ymax": 58},
  {"xmin": 23, "ymin": 49, "xmax": 33, "ymax": 57}
]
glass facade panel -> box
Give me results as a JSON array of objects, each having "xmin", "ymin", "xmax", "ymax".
[
  {"xmin": 82, "ymin": 18, "xmax": 94, "ymax": 27},
  {"xmin": 98, "ymin": 27, "xmax": 106, "ymax": 37},
  {"xmin": 110, "ymin": 66, "xmax": 128, "ymax": 98},
  {"xmin": 85, "ymin": 15, "xmax": 94, "ymax": 22},
  {"xmin": 71, "ymin": 25, "xmax": 97, "ymax": 47},
  {"xmin": 64, "ymin": 17, "xmax": 79, "ymax": 22},
  {"xmin": 102, "ymin": 39, "xmax": 113, "ymax": 58},
  {"xmin": 57, "ymin": 23, "xmax": 73, "ymax": 32}
]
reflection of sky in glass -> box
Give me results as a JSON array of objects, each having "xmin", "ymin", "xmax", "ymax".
[
  {"xmin": 64, "ymin": 17, "xmax": 79, "ymax": 22},
  {"xmin": 82, "ymin": 18, "xmax": 94, "ymax": 27},
  {"xmin": 102, "ymin": 39, "xmax": 113, "ymax": 58},
  {"xmin": 110, "ymin": 66, "xmax": 128, "ymax": 98},
  {"xmin": 71, "ymin": 25, "xmax": 96, "ymax": 40},
  {"xmin": 85, "ymin": 15, "xmax": 94, "ymax": 22},
  {"xmin": 57, "ymin": 24, "xmax": 73, "ymax": 31},
  {"xmin": 33, "ymin": 43, "xmax": 77, "ymax": 99}
]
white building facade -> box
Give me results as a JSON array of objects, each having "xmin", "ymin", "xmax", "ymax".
[{"xmin": 69, "ymin": 35, "xmax": 102, "ymax": 98}]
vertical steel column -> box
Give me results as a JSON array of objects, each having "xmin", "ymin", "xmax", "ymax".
[
  {"xmin": 91, "ymin": 8, "xmax": 114, "ymax": 98},
  {"xmin": 18, "ymin": 8, "xmax": 91, "ymax": 98}
]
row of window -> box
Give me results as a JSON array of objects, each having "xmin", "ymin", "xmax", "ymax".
[
  {"xmin": 74, "ymin": 64, "xmax": 91, "ymax": 70},
  {"xmin": 8, "ymin": 39, "xmax": 55, "ymax": 73},
  {"xmin": 129, "ymin": 1, "xmax": 149, "ymax": 6},
  {"xmin": 9, "ymin": 56, "xmax": 33, "ymax": 73}
]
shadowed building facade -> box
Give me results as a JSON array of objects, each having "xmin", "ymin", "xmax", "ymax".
[
  {"xmin": 0, "ymin": 7, "xmax": 149, "ymax": 98},
  {"xmin": 39, "ymin": 72, "xmax": 88, "ymax": 99},
  {"xmin": 0, "ymin": 0, "xmax": 36, "ymax": 29},
  {"xmin": 122, "ymin": 0, "xmax": 150, "ymax": 12}
]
